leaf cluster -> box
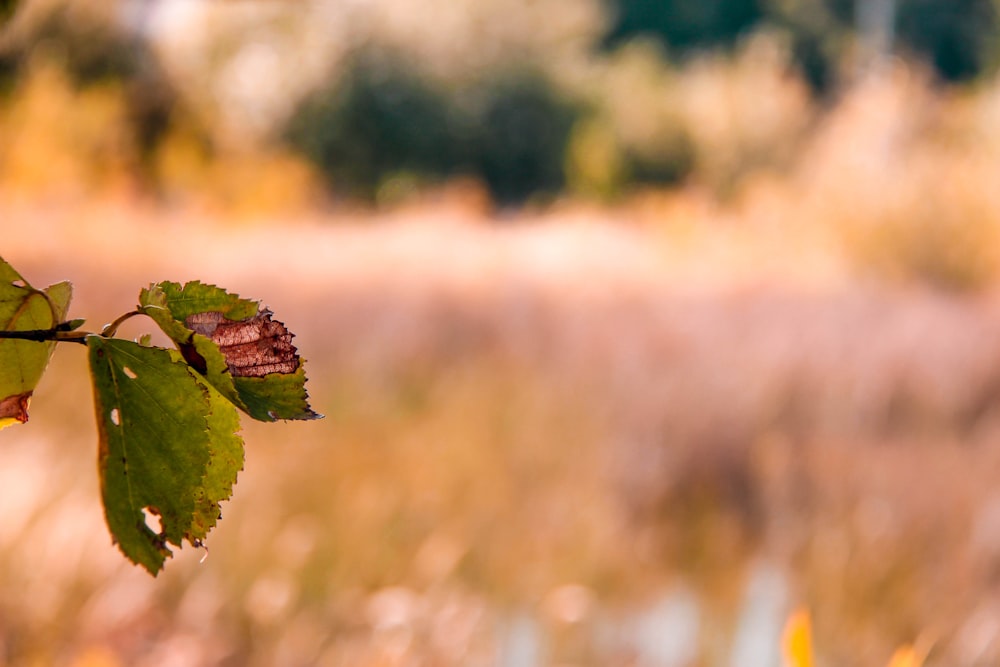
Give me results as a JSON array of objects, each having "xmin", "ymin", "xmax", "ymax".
[{"xmin": 0, "ymin": 258, "xmax": 320, "ymax": 575}]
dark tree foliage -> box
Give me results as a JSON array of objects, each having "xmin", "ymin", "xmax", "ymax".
[
  {"xmin": 0, "ymin": 51, "xmax": 17, "ymax": 95},
  {"xmin": 764, "ymin": 0, "xmax": 853, "ymax": 93},
  {"xmin": 284, "ymin": 55, "xmax": 581, "ymax": 204},
  {"xmin": 283, "ymin": 55, "xmax": 458, "ymax": 199},
  {"xmin": 0, "ymin": 0, "xmax": 20, "ymax": 94},
  {"xmin": 602, "ymin": 0, "xmax": 766, "ymax": 53},
  {"xmin": 0, "ymin": 0, "xmax": 18, "ymax": 23},
  {"xmin": 896, "ymin": 0, "xmax": 999, "ymax": 82},
  {"xmin": 463, "ymin": 73, "xmax": 579, "ymax": 204},
  {"xmin": 602, "ymin": 0, "xmax": 1000, "ymax": 86},
  {"xmin": 0, "ymin": 4, "xmax": 160, "ymax": 91},
  {"xmin": 28, "ymin": 6, "xmax": 140, "ymax": 85}
]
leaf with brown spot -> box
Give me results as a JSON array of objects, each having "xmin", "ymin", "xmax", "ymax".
[
  {"xmin": 185, "ymin": 310, "xmax": 299, "ymax": 378},
  {"xmin": 139, "ymin": 281, "xmax": 320, "ymax": 421}
]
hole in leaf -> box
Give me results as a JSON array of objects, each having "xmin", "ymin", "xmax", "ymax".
[
  {"xmin": 142, "ymin": 507, "xmax": 163, "ymax": 535},
  {"xmin": 10, "ymin": 280, "xmax": 25, "ymax": 288},
  {"xmin": 122, "ymin": 367, "xmax": 137, "ymax": 379},
  {"xmin": 110, "ymin": 408, "xmax": 120, "ymax": 426}
]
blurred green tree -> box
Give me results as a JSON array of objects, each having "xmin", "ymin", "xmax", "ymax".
[
  {"xmin": 601, "ymin": 0, "xmax": 1000, "ymax": 86},
  {"xmin": 602, "ymin": 0, "xmax": 765, "ymax": 53},
  {"xmin": 764, "ymin": 0, "xmax": 853, "ymax": 92},
  {"xmin": 462, "ymin": 72, "xmax": 580, "ymax": 204},
  {"xmin": 283, "ymin": 54, "xmax": 458, "ymax": 201},
  {"xmin": 284, "ymin": 55, "xmax": 581, "ymax": 205},
  {"xmin": 896, "ymin": 0, "xmax": 999, "ymax": 82}
]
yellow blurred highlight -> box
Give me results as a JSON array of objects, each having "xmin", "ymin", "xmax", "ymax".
[
  {"xmin": 70, "ymin": 646, "xmax": 122, "ymax": 667},
  {"xmin": 782, "ymin": 609, "xmax": 814, "ymax": 667},
  {"xmin": 155, "ymin": 117, "xmax": 322, "ymax": 218},
  {"xmin": 886, "ymin": 645, "xmax": 923, "ymax": 667},
  {"xmin": 782, "ymin": 609, "xmax": 923, "ymax": 667},
  {"xmin": 0, "ymin": 62, "xmax": 134, "ymax": 197}
]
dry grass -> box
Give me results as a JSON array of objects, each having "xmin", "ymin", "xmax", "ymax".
[{"xmin": 2, "ymin": 197, "xmax": 1000, "ymax": 665}]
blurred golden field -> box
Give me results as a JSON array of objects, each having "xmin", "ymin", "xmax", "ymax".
[
  {"xmin": 6, "ymin": 2, "xmax": 1000, "ymax": 666},
  {"xmin": 5, "ymin": 187, "xmax": 1000, "ymax": 665}
]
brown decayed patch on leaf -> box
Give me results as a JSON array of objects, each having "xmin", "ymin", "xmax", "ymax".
[
  {"xmin": 185, "ymin": 310, "xmax": 299, "ymax": 378},
  {"xmin": 0, "ymin": 392, "xmax": 31, "ymax": 423}
]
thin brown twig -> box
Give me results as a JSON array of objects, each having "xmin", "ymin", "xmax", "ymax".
[{"xmin": 0, "ymin": 328, "xmax": 90, "ymax": 345}]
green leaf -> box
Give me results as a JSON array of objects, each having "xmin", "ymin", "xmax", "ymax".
[
  {"xmin": 141, "ymin": 280, "xmax": 258, "ymax": 322},
  {"xmin": 87, "ymin": 336, "xmax": 244, "ymax": 575},
  {"xmin": 0, "ymin": 257, "xmax": 71, "ymax": 429},
  {"xmin": 234, "ymin": 363, "xmax": 318, "ymax": 421},
  {"xmin": 188, "ymin": 375, "xmax": 244, "ymax": 541},
  {"xmin": 142, "ymin": 304, "xmax": 248, "ymax": 412},
  {"xmin": 139, "ymin": 281, "xmax": 321, "ymax": 422}
]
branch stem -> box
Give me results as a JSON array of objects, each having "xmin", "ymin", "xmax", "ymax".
[
  {"xmin": 0, "ymin": 309, "xmax": 150, "ymax": 344},
  {"xmin": 0, "ymin": 328, "xmax": 90, "ymax": 344}
]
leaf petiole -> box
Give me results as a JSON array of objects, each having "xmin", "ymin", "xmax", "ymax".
[
  {"xmin": 0, "ymin": 311, "xmax": 130, "ymax": 345},
  {"xmin": 101, "ymin": 309, "xmax": 146, "ymax": 338}
]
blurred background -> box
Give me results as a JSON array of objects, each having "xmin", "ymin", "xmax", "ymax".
[{"xmin": 3, "ymin": 0, "xmax": 1000, "ymax": 664}]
